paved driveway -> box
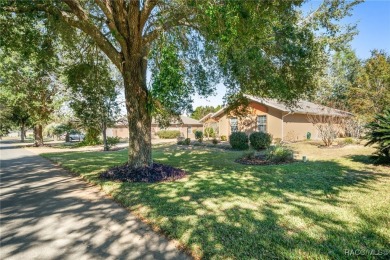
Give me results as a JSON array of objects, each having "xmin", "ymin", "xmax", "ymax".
[{"xmin": 0, "ymin": 141, "xmax": 188, "ymax": 260}]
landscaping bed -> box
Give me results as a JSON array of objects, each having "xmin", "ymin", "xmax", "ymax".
[{"xmin": 100, "ymin": 163, "xmax": 186, "ymax": 183}]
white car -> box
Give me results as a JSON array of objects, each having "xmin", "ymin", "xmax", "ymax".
[{"xmin": 69, "ymin": 133, "xmax": 85, "ymax": 141}]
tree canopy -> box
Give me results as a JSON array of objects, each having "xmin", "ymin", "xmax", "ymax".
[
  {"xmin": 0, "ymin": 0, "xmax": 361, "ymax": 168},
  {"xmin": 191, "ymin": 105, "xmax": 222, "ymax": 120}
]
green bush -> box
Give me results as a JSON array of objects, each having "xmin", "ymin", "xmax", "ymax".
[
  {"xmin": 241, "ymin": 151, "xmax": 255, "ymax": 160},
  {"xmin": 195, "ymin": 130, "xmax": 203, "ymax": 143},
  {"xmin": 220, "ymin": 135, "xmax": 227, "ymax": 141},
  {"xmin": 106, "ymin": 136, "xmax": 120, "ymax": 150},
  {"xmin": 365, "ymin": 109, "xmax": 390, "ymax": 162},
  {"xmin": 229, "ymin": 132, "xmax": 249, "ymax": 150},
  {"xmin": 212, "ymin": 138, "xmax": 219, "ymax": 145},
  {"xmin": 249, "ymin": 132, "xmax": 272, "ymax": 150},
  {"xmin": 157, "ymin": 130, "xmax": 181, "ymax": 139},
  {"xmin": 204, "ymin": 127, "xmax": 215, "ymax": 138},
  {"xmin": 265, "ymin": 145, "xmax": 294, "ymax": 163},
  {"xmin": 177, "ymin": 138, "xmax": 191, "ymax": 145}
]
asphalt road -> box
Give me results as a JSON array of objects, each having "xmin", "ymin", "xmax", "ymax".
[{"xmin": 0, "ymin": 141, "xmax": 188, "ymax": 260}]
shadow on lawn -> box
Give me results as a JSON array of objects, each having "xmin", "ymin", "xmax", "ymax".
[
  {"xmin": 114, "ymin": 149, "xmax": 390, "ymax": 259},
  {"xmin": 1, "ymin": 149, "xmax": 185, "ymax": 260},
  {"xmin": 347, "ymin": 154, "xmax": 390, "ymax": 167}
]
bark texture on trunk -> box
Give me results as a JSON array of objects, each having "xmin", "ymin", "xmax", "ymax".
[
  {"xmin": 123, "ymin": 50, "xmax": 152, "ymax": 168},
  {"xmin": 34, "ymin": 124, "xmax": 44, "ymax": 147},
  {"xmin": 102, "ymin": 121, "xmax": 108, "ymax": 151},
  {"xmin": 20, "ymin": 124, "xmax": 25, "ymax": 143}
]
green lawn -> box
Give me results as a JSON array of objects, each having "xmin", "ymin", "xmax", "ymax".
[{"xmin": 42, "ymin": 142, "xmax": 390, "ymax": 259}]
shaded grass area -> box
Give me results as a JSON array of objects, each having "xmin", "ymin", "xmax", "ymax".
[{"xmin": 42, "ymin": 144, "xmax": 390, "ymax": 259}]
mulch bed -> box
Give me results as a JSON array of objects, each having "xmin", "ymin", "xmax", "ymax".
[{"xmin": 99, "ymin": 163, "xmax": 187, "ymax": 183}]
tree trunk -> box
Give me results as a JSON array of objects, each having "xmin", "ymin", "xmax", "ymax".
[
  {"xmin": 102, "ymin": 121, "xmax": 108, "ymax": 151},
  {"xmin": 34, "ymin": 124, "xmax": 44, "ymax": 147},
  {"xmin": 20, "ymin": 123, "xmax": 25, "ymax": 143},
  {"xmin": 123, "ymin": 53, "xmax": 152, "ymax": 169}
]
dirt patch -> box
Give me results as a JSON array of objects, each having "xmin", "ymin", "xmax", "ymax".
[{"xmin": 100, "ymin": 163, "xmax": 187, "ymax": 183}]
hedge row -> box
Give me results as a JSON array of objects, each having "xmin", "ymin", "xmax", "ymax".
[
  {"xmin": 229, "ymin": 131, "xmax": 272, "ymax": 150},
  {"xmin": 156, "ymin": 130, "xmax": 181, "ymax": 139}
]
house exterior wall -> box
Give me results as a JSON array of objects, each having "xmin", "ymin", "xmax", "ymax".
[
  {"xmin": 108, "ymin": 126, "xmax": 128, "ymax": 138},
  {"xmin": 282, "ymin": 114, "xmax": 318, "ymax": 141},
  {"xmin": 108, "ymin": 124, "xmax": 202, "ymax": 139},
  {"xmin": 216, "ymin": 102, "xmax": 284, "ymax": 139},
  {"xmin": 214, "ymin": 102, "xmax": 330, "ymax": 141}
]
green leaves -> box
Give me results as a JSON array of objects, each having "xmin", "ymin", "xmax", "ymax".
[
  {"xmin": 365, "ymin": 109, "xmax": 390, "ymax": 162},
  {"xmin": 64, "ymin": 56, "xmax": 120, "ymax": 133}
]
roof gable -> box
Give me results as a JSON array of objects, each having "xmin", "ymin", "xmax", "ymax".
[{"xmin": 210, "ymin": 95, "xmax": 352, "ymax": 119}]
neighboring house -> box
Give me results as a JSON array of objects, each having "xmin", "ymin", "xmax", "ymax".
[
  {"xmin": 107, "ymin": 115, "xmax": 203, "ymax": 139},
  {"xmin": 200, "ymin": 95, "xmax": 352, "ymax": 141}
]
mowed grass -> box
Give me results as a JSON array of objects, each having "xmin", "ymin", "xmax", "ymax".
[{"xmin": 42, "ymin": 142, "xmax": 390, "ymax": 259}]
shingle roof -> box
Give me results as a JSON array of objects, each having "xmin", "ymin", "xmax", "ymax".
[
  {"xmin": 211, "ymin": 94, "xmax": 352, "ymax": 118},
  {"xmin": 151, "ymin": 115, "xmax": 203, "ymax": 126}
]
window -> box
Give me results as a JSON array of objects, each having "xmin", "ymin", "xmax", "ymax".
[
  {"xmin": 230, "ymin": 118, "xmax": 238, "ymax": 133},
  {"xmin": 187, "ymin": 127, "xmax": 192, "ymax": 134},
  {"xmin": 257, "ymin": 115, "xmax": 267, "ymax": 132}
]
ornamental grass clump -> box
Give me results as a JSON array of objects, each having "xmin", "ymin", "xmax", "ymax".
[{"xmin": 265, "ymin": 145, "xmax": 294, "ymax": 163}]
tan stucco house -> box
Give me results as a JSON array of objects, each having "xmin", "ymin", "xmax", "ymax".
[
  {"xmin": 107, "ymin": 115, "xmax": 203, "ymax": 139},
  {"xmin": 200, "ymin": 95, "xmax": 352, "ymax": 141}
]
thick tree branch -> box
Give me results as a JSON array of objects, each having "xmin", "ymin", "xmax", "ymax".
[
  {"xmin": 1, "ymin": 3, "xmax": 123, "ymax": 72},
  {"xmin": 94, "ymin": 0, "xmax": 127, "ymax": 49},
  {"xmin": 140, "ymin": 0, "xmax": 158, "ymax": 29}
]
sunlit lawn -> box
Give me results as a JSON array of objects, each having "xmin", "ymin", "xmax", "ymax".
[{"xmin": 42, "ymin": 142, "xmax": 390, "ymax": 259}]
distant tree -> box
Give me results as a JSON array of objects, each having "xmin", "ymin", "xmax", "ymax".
[
  {"xmin": 348, "ymin": 50, "xmax": 390, "ymax": 122},
  {"xmin": 65, "ymin": 52, "xmax": 120, "ymax": 151},
  {"xmin": 1, "ymin": 0, "xmax": 361, "ymax": 169},
  {"xmin": 0, "ymin": 51, "xmax": 61, "ymax": 146},
  {"xmin": 0, "ymin": 100, "xmax": 13, "ymax": 139},
  {"xmin": 191, "ymin": 105, "xmax": 222, "ymax": 120},
  {"xmin": 316, "ymin": 47, "xmax": 360, "ymax": 108}
]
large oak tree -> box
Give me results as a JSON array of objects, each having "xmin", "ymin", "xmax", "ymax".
[{"xmin": 0, "ymin": 0, "xmax": 360, "ymax": 169}]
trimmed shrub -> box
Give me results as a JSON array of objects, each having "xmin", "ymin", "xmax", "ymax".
[
  {"xmin": 249, "ymin": 132, "xmax": 272, "ymax": 150},
  {"xmin": 220, "ymin": 135, "xmax": 227, "ymax": 141},
  {"xmin": 177, "ymin": 138, "xmax": 191, "ymax": 145},
  {"xmin": 212, "ymin": 138, "xmax": 219, "ymax": 145},
  {"xmin": 229, "ymin": 132, "xmax": 249, "ymax": 150},
  {"xmin": 157, "ymin": 130, "xmax": 180, "ymax": 139},
  {"xmin": 195, "ymin": 130, "xmax": 203, "ymax": 143},
  {"xmin": 106, "ymin": 136, "xmax": 120, "ymax": 150},
  {"xmin": 265, "ymin": 145, "xmax": 294, "ymax": 163}
]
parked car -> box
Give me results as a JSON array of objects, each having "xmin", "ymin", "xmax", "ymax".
[{"xmin": 69, "ymin": 133, "xmax": 84, "ymax": 141}]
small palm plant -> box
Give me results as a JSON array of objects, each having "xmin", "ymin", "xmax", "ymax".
[{"xmin": 365, "ymin": 109, "xmax": 390, "ymax": 163}]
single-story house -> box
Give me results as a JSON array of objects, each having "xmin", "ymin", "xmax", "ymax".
[
  {"xmin": 200, "ymin": 95, "xmax": 352, "ymax": 141},
  {"xmin": 107, "ymin": 115, "xmax": 203, "ymax": 139}
]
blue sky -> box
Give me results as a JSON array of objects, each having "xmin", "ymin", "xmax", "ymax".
[{"xmin": 192, "ymin": 0, "xmax": 390, "ymax": 108}]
